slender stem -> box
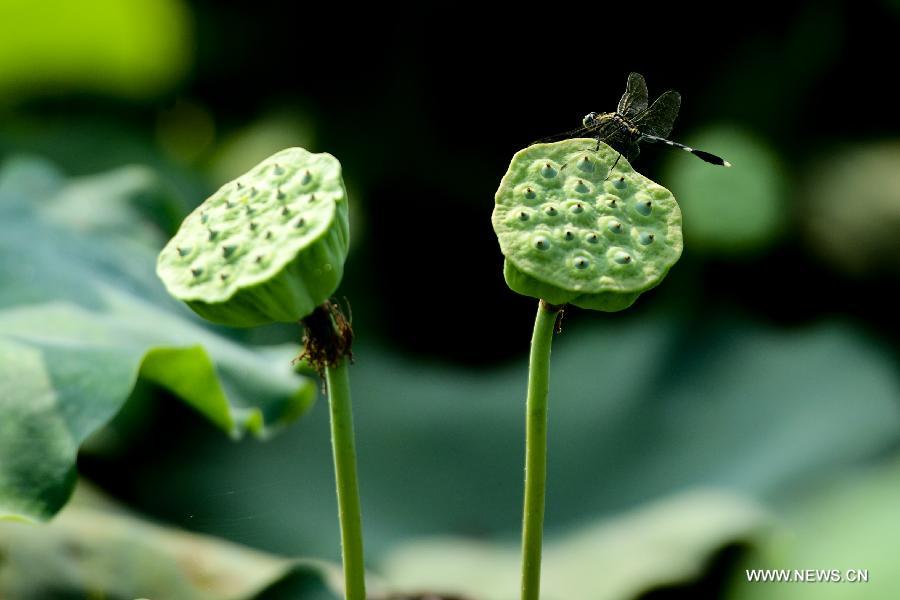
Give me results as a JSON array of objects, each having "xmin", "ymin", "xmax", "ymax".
[
  {"xmin": 325, "ymin": 358, "xmax": 366, "ymax": 600},
  {"xmin": 521, "ymin": 300, "xmax": 560, "ymax": 600}
]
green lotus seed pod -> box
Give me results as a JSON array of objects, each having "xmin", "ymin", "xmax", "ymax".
[
  {"xmin": 157, "ymin": 147, "xmax": 349, "ymax": 327},
  {"xmin": 492, "ymin": 139, "xmax": 682, "ymax": 311}
]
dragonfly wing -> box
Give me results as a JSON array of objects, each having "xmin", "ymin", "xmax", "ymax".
[
  {"xmin": 617, "ymin": 72, "xmax": 649, "ymax": 118},
  {"xmin": 530, "ymin": 125, "xmax": 595, "ymax": 145},
  {"xmin": 633, "ymin": 90, "xmax": 681, "ymax": 138}
]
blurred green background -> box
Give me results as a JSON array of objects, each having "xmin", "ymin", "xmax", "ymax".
[{"xmin": 1, "ymin": 1, "xmax": 899, "ymax": 598}]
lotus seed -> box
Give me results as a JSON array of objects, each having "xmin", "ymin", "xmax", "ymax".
[
  {"xmin": 274, "ymin": 163, "xmax": 284, "ymax": 175},
  {"xmin": 265, "ymin": 231, "xmax": 273, "ymax": 240},
  {"xmin": 191, "ymin": 267, "xmax": 203, "ymax": 277},
  {"xmin": 639, "ymin": 232, "xmax": 655, "ymax": 245},
  {"xmin": 541, "ymin": 163, "xmax": 557, "ymax": 178},
  {"xmin": 282, "ymin": 206, "xmax": 291, "ymax": 217},
  {"xmin": 614, "ymin": 176, "xmax": 626, "ymax": 189},
  {"xmin": 613, "ymin": 252, "xmax": 632, "ymax": 264},
  {"xmin": 587, "ymin": 232, "xmax": 599, "ymax": 243},
  {"xmin": 564, "ymin": 230, "xmax": 574, "ymax": 240},
  {"xmin": 574, "ymin": 257, "xmax": 589, "ymax": 269},
  {"xmin": 301, "ymin": 170, "xmax": 312, "ymax": 185},
  {"xmin": 236, "ymin": 182, "xmax": 244, "ymax": 190},
  {"xmin": 525, "ymin": 187, "xmax": 536, "ymax": 199},
  {"xmin": 544, "ymin": 206, "xmax": 558, "ymax": 216},
  {"xmin": 255, "ymin": 254, "xmax": 264, "ymax": 263},
  {"xmin": 635, "ymin": 199, "xmax": 652, "ymax": 215},
  {"xmin": 535, "ymin": 236, "xmax": 549, "ymax": 250},
  {"xmin": 295, "ymin": 217, "xmax": 306, "ymax": 227},
  {"xmin": 250, "ymin": 221, "xmax": 258, "ymax": 230},
  {"xmin": 519, "ymin": 211, "xmax": 529, "ymax": 221},
  {"xmin": 220, "ymin": 272, "xmax": 229, "ymax": 280},
  {"xmin": 200, "ymin": 213, "xmax": 209, "ymax": 224},
  {"xmin": 577, "ymin": 155, "xmax": 593, "ymax": 172},
  {"xmin": 575, "ymin": 179, "xmax": 589, "ymax": 193},
  {"xmin": 606, "ymin": 198, "xmax": 618, "ymax": 208},
  {"xmin": 176, "ymin": 246, "xmax": 190, "ymax": 257},
  {"xmin": 277, "ymin": 186, "xmax": 286, "ymax": 200},
  {"xmin": 608, "ymin": 220, "xmax": 623, "ymax": 233},
  {"xmin": 571, "ymin": 203, "xmax": 584, "ymax": 214},
  {"xmin": 222, "ymin": 244, "xmax": 237, "ymax": 258},
  {"xmin": 250, "ymin": 187, "xmax": 258, "ymax": 196},
  {"xmin": 208, "ymin": 229, "xmax": 218, "ymax": 241}
]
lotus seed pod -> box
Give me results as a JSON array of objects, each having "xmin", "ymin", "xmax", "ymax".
[
  {"xmin": 492, "ymin": 139, "xmax": 682, "ymax": 311},
  {"xmin": 157, "ymin": 147, "xmax": 349, "ymax": 327}
]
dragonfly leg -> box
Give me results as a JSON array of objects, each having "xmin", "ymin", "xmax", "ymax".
[{"xmin": 605, "ymin": 153, "xmax": 622, "ymax": 179}]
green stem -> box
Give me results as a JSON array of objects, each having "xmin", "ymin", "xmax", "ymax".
[
  {"xmin": 325, "ymin": 358, "xmax": 366, "ymax": 600},
  {"xmin": 521, "ymin": 300, "xmax": 560, "ymax": 600}
]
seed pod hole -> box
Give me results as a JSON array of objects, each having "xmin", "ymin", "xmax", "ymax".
[
  {"xmin": 635, "ymin": 199, "xmax": 653, "ymax": 216},
  {"xmin": 639, "ymin": 232, "xmax": 655, "ymax": 245}
]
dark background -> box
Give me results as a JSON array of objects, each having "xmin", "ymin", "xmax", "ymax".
[
  {"xmin": 3, "ymin": 1, "xmax": 900, "ymax": 597},
  {"xmin": 7, "ymin": 2, "xmax": 899, "ymax": 363}
]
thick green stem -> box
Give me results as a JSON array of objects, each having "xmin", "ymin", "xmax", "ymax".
[
  {"xmin": 325, "ymin": 358, "xmax": 366, "ymax": 600},
  {"xmin": 521, "ymin": 300, "xmax": 560, "ymax": 600}
]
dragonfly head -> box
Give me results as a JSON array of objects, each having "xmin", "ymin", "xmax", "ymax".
[{"xmin": 582, "ymin": 112, "xmax": 599, "ymax": 127}]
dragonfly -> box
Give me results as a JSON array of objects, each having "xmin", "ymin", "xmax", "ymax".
[{"xmin": 540, "ymin": 72, "xmax": 731, "ymax": 170}]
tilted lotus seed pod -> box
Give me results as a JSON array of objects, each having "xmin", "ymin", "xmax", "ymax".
[
  {"xmin": 492, "ymin": 139, "xmax": 682, "ymax": 311},
  {"xmin": 157, "ymin": 147, "xmax": 349, "ymax": 327}
]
